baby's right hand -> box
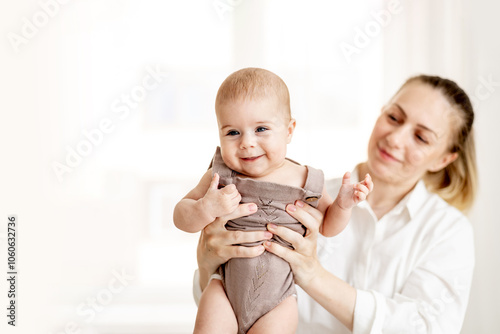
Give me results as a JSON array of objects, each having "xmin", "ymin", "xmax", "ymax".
[{"xmin": 201, "ymin": 173, "xmax": 242, "ymax": 219}]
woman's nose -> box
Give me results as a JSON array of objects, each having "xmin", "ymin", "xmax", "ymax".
[{"xmin": 386, "ymin": 126, "xmax": 406, "ymax": 148}]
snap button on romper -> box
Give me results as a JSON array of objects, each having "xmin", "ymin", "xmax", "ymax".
[{"xmin": 211, "ymin": 147, "xmax": 324, "ymax": 333}]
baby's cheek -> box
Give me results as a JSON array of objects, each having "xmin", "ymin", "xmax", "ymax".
[
  {"xmin": 223, "ymin": 157, "xmax": 244, "ymax": 175},
  {"xmin": 220, "ymin": 151, "xmax": 236, "ymax": 168},
  {"xmin": 224, "ymin": 159, "xmax": 240, "ymax": 173}
]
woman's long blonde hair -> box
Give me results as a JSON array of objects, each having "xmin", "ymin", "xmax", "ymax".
[{"xmin": 402, "ymin": 75, "xmax": 477, "ymax": 212}]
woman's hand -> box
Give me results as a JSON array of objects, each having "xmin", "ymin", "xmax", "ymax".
[
  {"xmin": 197, "ymin": 202, "xmax": 273, "ymax": 291},
  {"xmin": 263, "ymin": 200, "xmax": 324, "ymax": 287},
  {"xmin": 264, "ymin": 200, "xmax": 357, "ymax": 330}
]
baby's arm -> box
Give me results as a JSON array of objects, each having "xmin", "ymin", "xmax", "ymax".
[
  {"xmin": 320, "ymin": 172, "xmax": 373, "ymax": 237},
  {"xmin": 173, "ymin": 169, "xmax": 241, "ymax": 233}
]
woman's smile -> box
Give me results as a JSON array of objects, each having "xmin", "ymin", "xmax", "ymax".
[{"xmin": 377, "ymin": 146, "xmax": 401, "ymax": 163}]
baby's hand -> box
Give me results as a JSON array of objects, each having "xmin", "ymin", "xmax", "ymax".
[
  {"xmin": 337, "ymin": 172, "xmax": 373, "ymax": 210},
  {"xmin": 202, "ymin": 173, "xmax": 242, "ymax": 219}
]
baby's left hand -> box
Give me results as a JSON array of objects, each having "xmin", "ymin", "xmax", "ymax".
[{"xmin": 337, "ymin": 172, "xmax": 373, "ymax": 210}]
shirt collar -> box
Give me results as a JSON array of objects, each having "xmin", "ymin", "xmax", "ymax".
[{"xmin": 405, "ymin": 180, "xmax": 429, "ymax": 219}]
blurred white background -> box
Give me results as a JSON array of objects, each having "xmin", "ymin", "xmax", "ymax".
[{"xmin": 0, "ymin": 0, "xmax": 499, "ymax": 333}]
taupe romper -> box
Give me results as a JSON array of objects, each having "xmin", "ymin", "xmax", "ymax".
[{"xmin": 211, "ymin": 147, "xmax": 324, "ymax": 334}]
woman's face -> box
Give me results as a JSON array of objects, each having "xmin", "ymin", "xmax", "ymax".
[{"xmin": 366, "ymin": 81, "xmax": 458, "ymax": 187}]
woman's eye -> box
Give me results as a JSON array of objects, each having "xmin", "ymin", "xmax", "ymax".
[
  {"xmin": 227, "ymin": 130, "xmax": 239, "ymax": 136},
  {"xmin": 416, "ymin": 134, "xmax": 428, "ymax": 144},
  {"xmin": 388, "ymin": 114, "xmax": 398, "ymax": 122},
  {"xmin": 256, "ymin": 127, "xmax": 268, "ymax": 133}
]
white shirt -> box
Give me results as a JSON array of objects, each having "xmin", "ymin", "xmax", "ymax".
[{"xmin": 193, "ymin": 172, "xmax": 475, "ymax": 334}]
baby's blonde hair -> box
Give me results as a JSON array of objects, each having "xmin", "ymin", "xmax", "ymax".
[{"xmin": 215, "ymin": 68, "xmax": 291, "ymax": 119}]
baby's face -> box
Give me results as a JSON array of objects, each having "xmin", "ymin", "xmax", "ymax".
[{"xmin": 216, "ymin": 96, "xmax": 295, "ymax": 178}]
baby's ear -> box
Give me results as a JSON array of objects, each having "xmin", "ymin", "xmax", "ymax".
[{"xmin": 287, "ymin": 118, "xmax": 296, "ymax": 143}]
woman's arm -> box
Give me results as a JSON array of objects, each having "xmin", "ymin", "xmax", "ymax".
[
  {"xmin": 350, "ymin": 215, "xmax": 475, "ymax": 334},
  {"xmin": 196, "ymin": 202, "xmax": 273, "ymax": 291},
  {"xmin": 264, "ymin": 201, "xmax": 475, "ymax": 334},
  {"xmin": 264, "ymin": 200, "xmax": 357, "ymax": 331}
]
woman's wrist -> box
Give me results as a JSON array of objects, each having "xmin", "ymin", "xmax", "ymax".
[
  {"xmin": 198, "ymin": 266, "xmax": 211, "ymax": 292},
  {"xmin": 197, "ymin": 247, "xmax": 220, "ymax": 291},
  {"xmin": 196, "ymin": 231, "xmax": 219, "ymax": 291},
  {"xmin": 296, "ymin": 257, "xmax": 327, "ymax": 290},
  {"xmin": 302, "ymin": 264, "xmax": 356, "ymax": 331}
]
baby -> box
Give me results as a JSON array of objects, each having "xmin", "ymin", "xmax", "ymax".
[{"xmin": 174, "ymin": 68, "xmax": 372, "ymax": 334}]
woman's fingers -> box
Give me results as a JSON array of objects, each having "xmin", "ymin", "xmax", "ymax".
[
  {"xmin": 263, "ymin": 238, "xmax": 295, "ymax": 263},
  {"xmin": 286, "ymin": 201, "xmax": 323, "ymax": 233},
  {"xmin": 267, "ymin": 223, "xmax": 305, "ymax": 251},
  {"xmin": 202, "ymin": 229, "xmax": 269, "ymax": 263},
  {"xmin": 228, "ymin": 229, "xmax": 273, "ymax": 245},
  {"xmin": 263, "ymin": 229, "xmax": 319, "ymax": 287},
  {"xmin": 202, "ymin": 201, "xmax": 270, "ymax": 262},
  {"xmin": 231, "ymin": 244, "xmax": 266, "ymax": 258},
  {"xmin": 209, "ymin": 232, "xmax": 270, "ymax": 261},
  {"xmin": 206, "ymin": 231, "xmax": 270, "ymax": 261}
]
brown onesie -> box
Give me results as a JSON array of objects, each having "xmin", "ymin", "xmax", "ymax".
[{"xmin": 211, "ymin": 147, "xmax": 324, "ymax": 334}]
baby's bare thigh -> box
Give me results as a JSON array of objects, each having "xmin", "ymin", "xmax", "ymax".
[
  {"xmin": 247, "ymin": 295, "xmax": 298, "ymax": 334},
  {"xmin": 194, "ymin": 279, "xmax": 237, "ymax": 334}
]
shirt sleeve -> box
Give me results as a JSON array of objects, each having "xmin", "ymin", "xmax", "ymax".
[
  {"xmin": 352, "ymin": 216, "xmax": 475, "ymax": 334},
  {"xmin": 193, "ymin": 269, "xmax": 202, "ymax": 306}
]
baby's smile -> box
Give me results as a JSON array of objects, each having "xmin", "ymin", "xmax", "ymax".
[{"xmin": 241, "ymin": 155, "xmax": 263, "ymax": 162}]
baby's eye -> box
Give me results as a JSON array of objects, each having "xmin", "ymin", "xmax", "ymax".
[
  {"xmin": 227, "ymin": 130, "xmax": 240, "ymax": 136},
  {"xmin": 256, "ymin": 127, "xmax": 268, "ymax": 133}
]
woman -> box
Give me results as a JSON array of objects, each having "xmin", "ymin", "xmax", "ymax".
[{"xmin": 193, "ymin": 75, "xmax": 477, "ymax": 333}]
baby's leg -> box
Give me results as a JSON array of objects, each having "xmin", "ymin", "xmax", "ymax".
[
  {"xmin": 194, "ymin": 278, "xmax": 237, "ymax": 334},
  {"xmin": 247, "ymin": 295, "xmax": 298, "ymax": 334}
]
